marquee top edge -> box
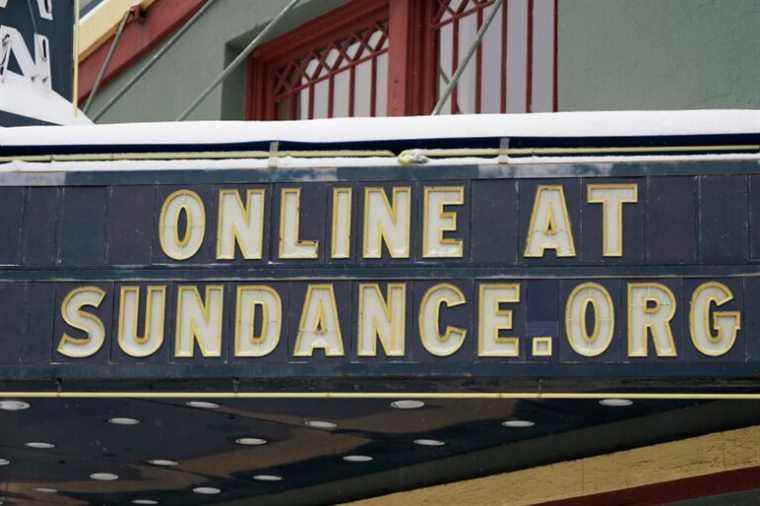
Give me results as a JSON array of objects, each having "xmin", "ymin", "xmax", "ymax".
[{"xmin": 0, "ymin": 152, "xmax": 759, "ymax": 185}]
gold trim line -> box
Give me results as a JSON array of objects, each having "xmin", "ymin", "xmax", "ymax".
[{"xmin": 0, "ymin": 391, "xmax": 758, "ymax": 399}]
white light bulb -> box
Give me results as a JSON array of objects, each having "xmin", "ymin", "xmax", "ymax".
[
  {"xmin": 390, "ymin": 400, "xmax": 425, "ymax": 410},
  {"xmin": 501, "ymin": 420, "xmax": 535, "ymax": 428},
  {"xmin": 193, "ymin": 487, "xmax": 221, "ymax": 495},
  {"xmin": 0, "ymin": 400, "xmax": 30, "ymax": 411},
  {"xmin": 186, "ymin": 401, "xmax": 220, "ymax": 409},
  {"xmin": 413, "ymin": 439, "xmax": 445, "ymax": 447},
  {"xmin": 147, "ymin": 459, "xmax": 178, "ymax": 467},
  {"xmin": 108, "ymin": 417, "xmax": 140, "ymax": 426},
  {"xmin": 235, "ymin": 437, "xmax": 267, "ymax": 446},
  {"xmin": 342, "ymin": 455, "xmax": 373, "ymax": 462},
  {"xmin": 90, "ymin": 472, "xmax": 119, "ymax": 481},
  {"xmin": 25, "ymin": 442, "xmax": 55, "ymax": 449},
  {"xmin": 599, "ymin": 398, "xmax": 633, "ymax": 407},
  {"xmin": 253, "ymin": 474, "xmax": 282, "ymax": 482}
]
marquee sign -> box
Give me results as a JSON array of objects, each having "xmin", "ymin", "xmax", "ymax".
[
  {"xmin": 0, "ymin": 0, "xmax": 76, "ymax": 125},
  {"xmin": 0, "ymin": 157, "xmax": 758, "ymax": 391}
]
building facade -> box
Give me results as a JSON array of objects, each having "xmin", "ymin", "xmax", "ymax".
[{"xmin": 78, "ymin": 0, "xmax": 760, "ymax": 123}]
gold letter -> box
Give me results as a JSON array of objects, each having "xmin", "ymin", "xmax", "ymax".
[
  {"xmin": 587, "ymin": 183, "xmax": 638, "ymax": 257},
  {"xmin": 175, "ymin": 285, "xmax": 224, "ymax": 358},
  {"xmin": 331, "ymin": 188, "xmax": 352, "ymax": 259},
  {"xmin": 159, "ymin": 189, "xmax": 205, "ymax": 260},
  {"xmin": 357, "ymin": 283, "xmax": 406, "ymax": 356},
  {"xmin": 478, "ymin": 283, "xmax": 520, "ymax": 357},
  {"xmin": 524, "ymin": 185, "xmax": 576, "ymax": 258},
  {"xmin": 279, "ymin": 188, "xmax": 318, "ymax": 259},
  {"xmin": 217, "ymin": 189, "xmax": 265, "ymax": 260},
  {"xmin": 423, "ymin": 186, "xmax": 464, "ymax": 258},
  {"xmin": 627, "ymin": 283, "xmax": 677, "ymax": 357},
  {"xmin": 363, "ymin": 187, "xmax": 411, "ymax": 258},
  {"xmin": 57, "ymin": 286, "xmax": 106, "ymax": 358},
  {"xmin": 419, "ymin": 283, "xmax": 467, "ymax": 356},
  {"xmin": 117, "ymin": 286, "xmax": 166, "ymax": 358},
  {"xmin": 294, "ymin": 284, "xmax": 344, "ymax": 356},
  {"xmin": 235, "ymin": 285, "xmax": 282, "ymax": 357},
  {"xmin": 689, "ymin": 282, "xmax": 741, "ymax": 357},
  {"xmin": 565, "ymin": 282, "xmax": 614, "ymax": 357}
]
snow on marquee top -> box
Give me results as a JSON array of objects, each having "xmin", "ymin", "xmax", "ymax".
[
  {"xmin": 1, "ymin": 110, "xmax": 759, "ymax": 149},
  {"xmin": 0, "ymin": 75, "xmax": 91, "ymax": 127}
]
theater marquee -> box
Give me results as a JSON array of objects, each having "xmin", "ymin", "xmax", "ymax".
[{"xmin": 0, "ymin": 157, "xmax": 758, "ymax": 392}]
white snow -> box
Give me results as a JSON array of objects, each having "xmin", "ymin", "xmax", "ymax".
[
  {"xmin": 0, "ymin": 74, "xmax": 92, "ymax": 126},
  {"xmin": 0, "ymin": 110, "xmax": 758, "ymax": 148}
]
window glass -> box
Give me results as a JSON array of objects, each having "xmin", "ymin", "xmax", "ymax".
[{"xmin": 432, "ymin": 0, "xmax": 555, "ymax": 114}]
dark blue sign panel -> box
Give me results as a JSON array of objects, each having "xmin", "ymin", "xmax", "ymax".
[
  {"xmin": 0, "ymin": 159, "xmax": 758, "ymax": 392},
  {"xmin": 0, "ymin": 0, "xmax": 74, "ymax": 125}
]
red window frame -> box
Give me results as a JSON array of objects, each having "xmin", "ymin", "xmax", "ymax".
[{"xmin": 246, "ymin": 0, "xmax": 556, "ymax": 120}]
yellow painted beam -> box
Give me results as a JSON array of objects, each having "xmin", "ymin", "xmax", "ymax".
[
  {"xmin": 343, "ymin": 424, "xmax": 760, "ymax": 506},
  {"xmin": 77, "ymin": 0, "xmax": 157, "ymax": 60}
]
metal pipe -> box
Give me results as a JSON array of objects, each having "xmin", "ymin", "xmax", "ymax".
[
  {"xmin": 431, "ymin": 0, "xmax": 504, "ymax": 115},
  {"xmin": 176, "ymin": 0, "xmax": 300, "ymax": 121},
  {"xmin": 25, "ymin": 0, "xmax": 39, "ymax": 39},
  {"xmin": 439, "ymin": 65, "xmax": 451, "ymax": 86},
  {"xmin": 73, "ymin": 0, "xmax": 80, "ymax": 114},
  {"xmin": 92, "ymin": 0, "xmax": 219, "ymax": 122},
  {"xmin": 83, "ymin": 7, "xmax": 131, "ymax": 114}
]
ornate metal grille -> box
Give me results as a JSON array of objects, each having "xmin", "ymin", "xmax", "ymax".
[
  {"xmin": 248, "ymin": 0, "xmax": 556, "ymax": 119},
  {"xmin": 271, "ymin": 21, "xmax": 389, "ymax": 120},
  {"xmin": 433, "ymin": 0, "xmax": 556, "ymax": 114}
]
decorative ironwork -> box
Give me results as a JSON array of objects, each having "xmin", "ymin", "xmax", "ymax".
[
  {"xmin": 271, "ymin": 21, "xmax": 389, "ymax": 120},
  {"xmin": 433, "ymin": 0, "xmax": 497, "ymax": 29},
  {"xmin": 247, "ymin": 0, "xmax": 555, "ymax": 119}
]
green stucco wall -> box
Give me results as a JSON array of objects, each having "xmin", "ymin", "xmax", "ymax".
[
  {"xmin": 88, "ymin": 0, "xmax": 344, "ymax": 123},
  {"xmin": 557, "ymin": 0, "xmax": 760, "ymax": 110},
  {"xmin": 88, "ymin": 0, "xmax": 760, "ymax": 123}
]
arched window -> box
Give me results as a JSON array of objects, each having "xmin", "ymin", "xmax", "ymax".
[{"xmin": 247, "ymin": 0, "xmax": 556, "ymax": 120}]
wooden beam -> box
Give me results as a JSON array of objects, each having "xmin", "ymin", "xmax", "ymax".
[{"xmin": 78, "ymin": 0, "xmax": 158, "ymax": 60}]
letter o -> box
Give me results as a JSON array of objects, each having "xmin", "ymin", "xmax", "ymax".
[
  {"xmin": 565, "ymin": 282, "xmax": 614, "ymax": 357},
  {"xmin": 159, "ymin": 190, "xmax": 206, "ymax": 260}
]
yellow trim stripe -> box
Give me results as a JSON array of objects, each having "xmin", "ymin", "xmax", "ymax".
[
  {"xmin": 0, "ymin": 150, "xmax": 395, "ymax": 163},
  {"xmin": 73, "ymin": 0, "xmax": 80, "ymax": 109},
  {"xmin": 0, "ymin": 391, "xmax": 758, "ymax": 399},
  {"xmin": 403, "ymin": 144, "xmax": 760, "ymax": 158},
  {"xmin": 346, "ymin": 424, "xmax": 760, "ymax": 506},
  {"xmin": 1, "ymin": 145, "xmax": 757, "ymax": 164}
]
